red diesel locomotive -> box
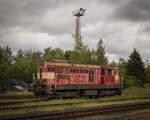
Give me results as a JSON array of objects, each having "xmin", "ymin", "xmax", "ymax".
[{"xmin": 33, "ymin": 60, "xmax": 122, "ymax": 98}]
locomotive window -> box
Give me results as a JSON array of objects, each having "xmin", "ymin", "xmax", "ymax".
[
  {"xmin": 56, "ymin": 67, "xmax": 69, "ymax": 80},
  {"xmin": 104, "ymin": 69, "xmax": 112, "ymax": 76},
  {"xmin": 83, "ymin": 69, "xmax": 86, "ymax": 73},
  {"xmin": 80, "ymin": 69, "xmax": 83, "ymax": 73},
  {"xmin": 56, "ymin": 67, "xmax": 63, "ymax": 73},
  {"xmin": 112, "ymin": 70, "xmax": 114, "ymax": 76},
  {"xmin": 106, "ymin": 70, "xmax": 109, "ymax": 76},
  {"xmin": 48, "ymin": 67, "xmax": 54, "ymax": 72},
  {"xmin": 101, "ymin": 69, "xmax": 105, "ymax": 75},
  {"xmin": 40, "ymin": 68, "xmax": 42, "ymax": 79},
  {"xmin": 92, "ymin": 70, "xmax": 94, "ymax": 81},
  {"xmin": 107, "ymin": 69, "xmax": 112, "ymax": 76},
  {"xmin": 89, "ymin": 70, "xmax": 94, "ymax": 82},
  {"xmin": 86, "ymin": 70, "xmax": 88, "ymax": 73},
  {"xmin": 105, "ymin": 70, "xmax": 108, "ymax": 76},
  {"xmin": 109, "ymin": 70, "xmax": 112, "ymax": 76},
  {"xmin": 77, "ymin": 69, "xmax": 79, "ymax": 73},
  {"xmin": 92, "ymin": 70, "xmax": 94, "ymax": 74}
]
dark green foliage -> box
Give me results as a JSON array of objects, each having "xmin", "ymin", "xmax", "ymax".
[
  {"xmin": 0, "ymin": 46, "xmax": 13, "ymax": 92},
  {"xmin": 70, "ymin": 38, "xmax": 90, "ymax": 64},
  {"xmin": 13, "ymin": 50, "xmax": 42, "ymax": 83},
  {"xmin": 70, "ymin": 46, "xmax": 94, "ymax": 64},
  {"xmin": 0, "ymin": 46, "xmax": 13, "ymax": 80},
  {"xmin": 109, "ymin": 61, "xmax": 118, "ymax": 66},
  {"xmin": 118, "ymin": 58, "xmax": 128, "ymax": 88},
  {"xmin": 43, "ymin": 47, "xmax": 65, "ymax": 60},
  {"xmin": 145, "ymin": 66, "xmax": 150, "ymax": 83},
  {"xmin": 64, "ymin": 50, "xmax": 72, "ymax": 60},
  {"xmin": 126, "ymin": 48, "xmax": 146, "ymax": 87},
  {"xmin": 70, "ymin": 39, "xmax": 108, "ymax": 65},
  {"xmin": 95, "ymin": 40, "xmax": 108, "ymax": 65}
]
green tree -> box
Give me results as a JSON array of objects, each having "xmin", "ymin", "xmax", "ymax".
[
  {"xmin": 95, "ymin": 39, "xmax": 108, "ymax": 65},
  {"xmin": 43, "ymin": 47, "xmax": 64, "ymax": 60},
  {"xmin": 80, "ymin": 47, "xmax": 93, "ymax": 64},
  {"xmin": 64, "ymin": 50, "xmax": 72, "ymax": 60},
  {"xmin": 0, "ymin": 46, "xmax": 13, "ymax": 92},
  {"xmin": 13, "ymin": 49, "xmax": 42, "ymax": 83},
  {"xmin": 109, "ymin": 60, "xmax": 118, "ymax": 66},
  {"xmin": 126, "ymin": 48, "xmax": 146, "ymax": 87},
  {"xmin": 118, "ymin": 58, "xmax": 134, "ymax": 88},
  {"xmin": 69, "ymin": 50, "xmax": 81, "ymax": 63},
  {"xmin": 0, "ymin": 46, "xmax": 13, "ymax": 80},
  {"xmin": 70, "ymin": 38, "xmax": 89, "ymax": 63},
  {"xmin": 145, "ymin": 66, "xmax": 150, "ymax": 83}
]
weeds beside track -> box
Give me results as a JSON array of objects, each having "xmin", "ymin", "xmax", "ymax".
[
  {"xmin": 1, "ymin": 97, "xmax": 150, "ymax": 112},
  {"xmin": 1, "ymin": 102, "xmax": 150, "ymax": 120}
]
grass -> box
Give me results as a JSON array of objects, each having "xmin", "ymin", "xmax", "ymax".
[
  {"xmin": 0, "ymin": 90, "xmax": 33, "ymax": 97},
  {"xmin": 79, "ymin": 99, "xmax": 150, "ymax": 108},
  {"xmin": 1, "ymin": 86, "xmax": 150, "ymax": 108},
  {"xmin": 0, "ymin": 98, "xmax": 38, "ymax": 103},
  {"xmin": 1, "ymin": 94, "xmax": 150, "ymax": 109},
  {"xmin": 1, "ymin": 98, "xmax": 150, "ymax": 116}
]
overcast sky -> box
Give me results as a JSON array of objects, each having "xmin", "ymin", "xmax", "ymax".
[{"xmin": 0, "ymin": 0, "xmax": 150, "ymax": 63}]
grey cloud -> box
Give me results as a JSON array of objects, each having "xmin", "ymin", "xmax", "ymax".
[
  {"xmin": 140, "ymin": 22, "xmax": 150, "ymax": 34},
  {"xmin": 134, "ymin": 38, "xmax": 150, "ymax": 59},
  {"xmin": 0, "ymin": 0, "xmax": 93, "ymax": 35},
  {"xmin": 113, "ymin": 0, "xmax": 150, "ymax": 22},
  {"xmin": 100, "ymin": 0, "xmax": 126, "ymax": 6},
  {"xmin": 0, "ymin": 0, "xmax": 72, "ymax": 27},
  {"xmin": 0, "ymin": 0, "xmax": 118, "ymax": 36},
  {"xmin": 0, "ymin": 0, "xmax": 150, "ymax": 62}
]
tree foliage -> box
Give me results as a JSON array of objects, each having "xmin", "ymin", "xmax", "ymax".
[
  {"xmin": 43, "ymin": 47, "xmax": 64, "ymax": 60},
  {"xmin": 0, "ymin": 46, "xmax": 13, "ymax": 80},
  {"xmin": 126, "ymin": 48, "xmax": 146, "ymax": 87},
  {"xmin": 95, "ymin": 39, "xmax": 108, "ymax": 65},
  {"xmin": 13, "ymin": 50, "xmax": 42, "ymax": 83},
  {"xmin": 145, "ymin": 66, "xmax": 150, "ymax": 83},
  {"xmin": 0, "ymin": 46, "xmax": 13, "ymax": 92}
]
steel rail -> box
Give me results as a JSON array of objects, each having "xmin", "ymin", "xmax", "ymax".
[
  {"xmin": 1, "ymin": 102, "xmax": 150, "ymax": 120},
  {"xmin": 1, "ymin": 97, "xmax": 150, "ymax": 112},
  {"xmin": 0, "ymin": 99, "xmax": 43, "ymax": 106}
]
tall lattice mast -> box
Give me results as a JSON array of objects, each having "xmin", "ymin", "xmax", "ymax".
[{"xmin": 73, "ymin": 8, "xmax": 85, "ymax": 49}]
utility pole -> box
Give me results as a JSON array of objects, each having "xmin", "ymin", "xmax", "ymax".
[{"xmin": 73, "ymin": 8, "xmax": 85, "ymax": 50}]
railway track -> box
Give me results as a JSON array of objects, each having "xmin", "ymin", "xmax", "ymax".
[
  {"xmin": 1, "ymin": 102, "xmax": 150, "ymax": 120},
  {"xmin": 1, "ymin": 97, "xmax": 150, "ymax": 111},
  {"xmin": 0, "ymin": 99, "xmax": 43, "ymax": 106}
]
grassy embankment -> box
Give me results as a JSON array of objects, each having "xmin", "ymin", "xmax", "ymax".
[
  {"xmin": 0, "ymin": 90, "xmax": 33, "ymax": 97},
  {"xmin": 1, "ymin": 97, "xmax": 150, "ymax": 116}
]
